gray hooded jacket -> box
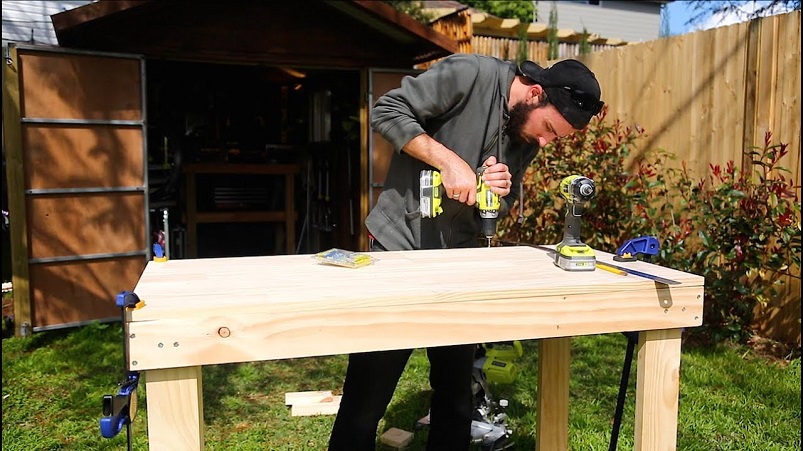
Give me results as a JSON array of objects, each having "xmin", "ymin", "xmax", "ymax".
[{"xmin": 367, "ymin": 54, "xmax": 539, "ymax": 250}]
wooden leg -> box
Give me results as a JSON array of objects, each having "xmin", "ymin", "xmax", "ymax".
[
  {"xmin": 634, "ymin": 329, "xmax": 682, "ymax": 451},
  {"xmin": 536, "ymin": 337, "xmax": 570, "ymax": 451},
  {"xmin": 144, "ymin": 366, "xmax": 204, "ymax": 451}
]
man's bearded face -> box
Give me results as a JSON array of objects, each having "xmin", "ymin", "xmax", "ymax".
[{"xmin": 505, "ymin": 100, "xmax": 542, "ymax": 146}]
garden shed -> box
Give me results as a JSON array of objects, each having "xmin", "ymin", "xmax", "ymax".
[{"xmin": 3, "ymin": 0, "xmax": 457, "ymax": 333}]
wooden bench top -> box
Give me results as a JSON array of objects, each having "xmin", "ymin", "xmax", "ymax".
[{"xmin": 125, "ymin": 246, "xmax": 704, "ymax": 371}]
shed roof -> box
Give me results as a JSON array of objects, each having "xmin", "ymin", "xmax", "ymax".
[{"xmin": 51, "ymin": 0, "xmax": 458, "ymax": 68}]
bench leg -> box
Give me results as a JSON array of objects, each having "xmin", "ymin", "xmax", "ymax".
[
  {"xmin": 145, "ymin": 366, "xmax": 204, "ymax": 450},
  {"xmin": 634, "ymin": 329, "xmax": 682, "ymax": 450},
  {"xmin": 536, "ymin": 337, "xmax": 570, "ymax": 451}
]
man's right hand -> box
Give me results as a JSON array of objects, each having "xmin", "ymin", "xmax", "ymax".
[
  {"xmin": 402, "ymin": 134, "xmax": 477, "ymax": 205},
  {"xmin": 440, "ymin": 158, "xmax": 478, "ymax": 206}
]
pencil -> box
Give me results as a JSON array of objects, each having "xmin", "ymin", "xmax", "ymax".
[{"xmin": 597, "ymin": 263, "xmax": 628, "ymax": 276}]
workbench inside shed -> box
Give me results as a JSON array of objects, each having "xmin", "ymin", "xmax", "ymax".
[{"xmin": 127, "ymin": 245, "xmax": 704, "ymax": 450}]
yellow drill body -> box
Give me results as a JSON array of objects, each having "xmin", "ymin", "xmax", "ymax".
[
  {"xmin": 420, "ymin": 168, "xmax": 500, "ymax": 246},
  {"xmin": 554, "ymin": 175, "xmax": 596, "ymax": 271},
  {"xmin": 476, "ymin": 166, "xmax": 501, "ymax": 246}
]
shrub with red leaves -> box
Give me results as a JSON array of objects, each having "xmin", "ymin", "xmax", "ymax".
[{"xmin": 499, "ymin": 108, "xmax": 801, "ymax": 344}]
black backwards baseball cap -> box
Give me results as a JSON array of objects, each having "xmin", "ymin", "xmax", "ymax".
[{"xmin": 518, "ymin": 59, "xmax": 604, "ymax": 129}]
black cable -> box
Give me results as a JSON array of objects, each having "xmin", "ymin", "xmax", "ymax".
[{"xmin": 609, "ymin": 331, "xmax": 638, "ymax": 451}]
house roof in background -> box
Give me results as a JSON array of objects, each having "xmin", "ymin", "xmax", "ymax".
[
  {"xmin": 1, "ymin": 0, "xmax": 92, "ymax": 46},
  {"xmin": 420, "ymin": 0, "xmax": 629, "ymax": 45}
]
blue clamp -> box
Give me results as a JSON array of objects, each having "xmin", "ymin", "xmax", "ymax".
[
  {"xmin": 101, "ymin": 290, "xmax": 142, "ymax": 440},
  {"xmin": 115, "ymin": 291, "xmax": 142, "ymax": 309},
  {"xmin": 100, "ymin": 372, "xmax": 140, "ymax": 438},
  {"xmin": 152, "ymin": 243, "xmax": 168, "ymax": 262},
  {"xmin": 614, "ymin": 236, "xmax": 660, "ymax": 262}
]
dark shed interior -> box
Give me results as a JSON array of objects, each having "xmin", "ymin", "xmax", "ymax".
[{"xmin": 51, "ymin": 0, "xmax": 455, "ymax": 258}]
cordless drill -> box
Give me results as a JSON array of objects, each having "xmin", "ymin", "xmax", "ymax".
[
  {"xmin": 476, "ymin": 166, "xmax": 500, "ymax": 247},
  {"xmin": 419, "ymin": 167, "xmax": 500, "ymax": 247},
  {"xmin": 554, "ymin": 175, "xmax": 596, "ymax": 271}
]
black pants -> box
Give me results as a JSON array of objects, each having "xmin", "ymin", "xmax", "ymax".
[
  {"xmin": 329, "ymin": 241, "xmax": 475, "ymax": 450},
  {"xmin": 328, "ymin": 345, "xmax": 475, "ymax": 451}
]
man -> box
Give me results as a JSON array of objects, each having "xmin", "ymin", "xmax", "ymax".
[{"xmin": 328, "ymin": 54, "xmax": 603, "ymax": 450}]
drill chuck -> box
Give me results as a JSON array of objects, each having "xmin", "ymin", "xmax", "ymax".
[
  {"xmin": 480, "ymin": 218, "xmax": 496, "ymax": 240},
  {"xmin": 559, "ymin": 175, "xmax": 595, "ymax": 203}
]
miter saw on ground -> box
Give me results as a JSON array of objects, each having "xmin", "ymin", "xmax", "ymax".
[{"xmin": 416, "ymin": 341, "xmax": 523, "ymax": 450}]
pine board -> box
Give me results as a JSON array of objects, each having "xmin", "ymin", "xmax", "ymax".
[
  {"xmin": 125, "ymin": 246, "xmax": 704, "ymax": 371},
  {"xmin": 290, "ymin": 396, "xmax": 341, "ymax": 417},
  {"xmin": 284, "ymin": 391, "xmax": 334, "ymax": 406}
]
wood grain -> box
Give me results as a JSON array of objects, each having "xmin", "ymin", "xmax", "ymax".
[
  {"xmin": 144, "ymin": 366, "xmax": 204, "ymax": 450},
  {"xmin": 126, "ymin": 246, "xmax": 703, "ymax": 371},
  {"xmin": 635, "ymin": 329, "xmax": 682, "ymax": 450},
  {"xmin": 537, "ymin": 338, "xmax": 570, "ymax": 450}
]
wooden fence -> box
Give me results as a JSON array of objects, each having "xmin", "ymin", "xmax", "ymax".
[
  {"xmin": 471, "ymin": 36, "xmax": 619, "ymax": 63},
  {"xmin": 430, "ymin": 10, "xmax": 801, "ymax": 345}
]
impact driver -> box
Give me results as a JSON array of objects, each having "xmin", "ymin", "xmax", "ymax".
[{"xmin": 554, "ymin": 175, "xmax": 596, "ymax": 271}]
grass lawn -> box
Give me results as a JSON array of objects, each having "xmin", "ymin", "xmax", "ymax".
[{"xmin": 2, "ymin": 321, "xmax": 800, "ymax": 450}]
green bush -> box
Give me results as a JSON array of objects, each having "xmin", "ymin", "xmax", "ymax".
[
  {"xmin": 659, "ymin": 132, "xmax": 801, "ymax": 342},
  {"xmin": 499, "ymin": 109, "xmax": 802, "ymax": 344}
]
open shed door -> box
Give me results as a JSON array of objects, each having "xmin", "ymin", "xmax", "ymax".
[
  {"xmin": 367, "ymin": 68, "xmax": 420, "ymax": 211},
  {"xmin": 3, "ymin": 44, "xmax": 147, "ymax": 333},
  {"xmin": 360, "ymin": 67, "xmax": 419, "ymax": 251}
]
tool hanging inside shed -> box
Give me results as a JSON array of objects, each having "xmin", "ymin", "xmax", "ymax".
[
  {"xmin": 554, "ymin": 175, "xmax": 597, "ymax": 271},
  {"xmin": 99, "ymin": 290, "xmax": 144, "ymax": 450}
]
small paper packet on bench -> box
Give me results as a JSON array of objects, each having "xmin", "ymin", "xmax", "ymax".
[{"xmin": 314, "ymin": 248, "xmax": 375, "ymax": 268}]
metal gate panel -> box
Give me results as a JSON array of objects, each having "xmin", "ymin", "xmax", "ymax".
[
  {"xmin": 18, "ymin": 50, "xmax": 142, "ymax": 120},
  {"xmin": 22, "ymin": 124, "xmax": 144, "ymax": 189},
  {"xmin": 27, "ymin": 192, "xmax": 145, "ymax": 260},
  {"xmin": 29, "ymin": 257, "xmax": 145, "ymax": 328},
  {"xmin": 5, "ymin": 44, "xmax": 148, "ymax": 332}
]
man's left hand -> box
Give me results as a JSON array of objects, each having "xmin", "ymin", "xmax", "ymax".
[{"xmin": 480, "ymin": 156, "xmax": 512, "ymax": 196}]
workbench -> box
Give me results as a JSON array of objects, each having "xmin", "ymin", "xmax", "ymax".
[{"xmin": 126, "ymin": 246, "xmax": 704, "ymax": 450}]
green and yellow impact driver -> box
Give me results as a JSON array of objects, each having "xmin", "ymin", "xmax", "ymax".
[{"xmin": 554, "ymin": 175, "xmax": 596, "ymax": 271}]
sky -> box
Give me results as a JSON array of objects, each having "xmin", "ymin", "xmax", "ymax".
[{"xmin": 665, "ymin": 1, "xmax": 797, "ymax": 36}]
